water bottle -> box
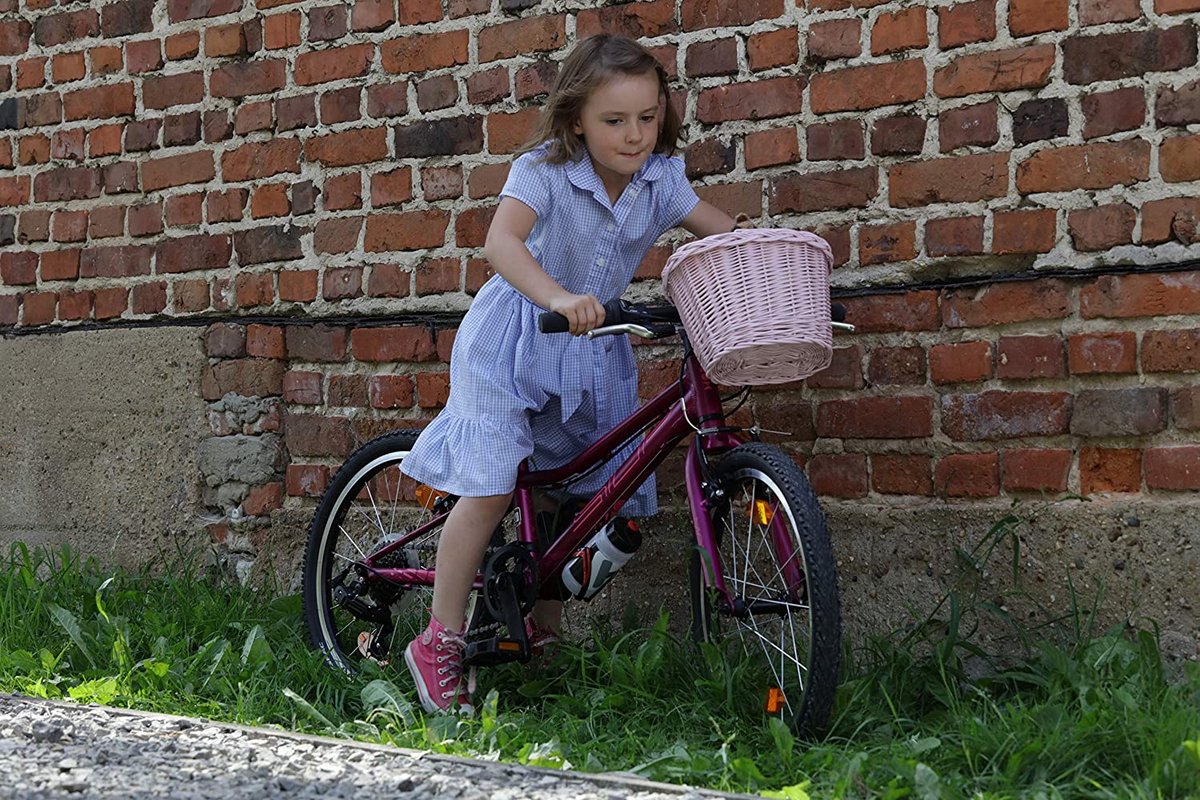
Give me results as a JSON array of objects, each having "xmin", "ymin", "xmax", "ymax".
[{"xmin": 559, "ymin": 517, "xmax": 642, "ymax": 600}]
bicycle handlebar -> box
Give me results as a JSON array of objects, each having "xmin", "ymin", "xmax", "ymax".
[{"xmin": 538, "ymin": 301, "xmax": 848, "ymax": 334}]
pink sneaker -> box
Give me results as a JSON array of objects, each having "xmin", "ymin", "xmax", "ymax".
[
  {"xmin": 525, "ymin": 617, "xmax": 560, "ymax": 665},
  {"xmin": 404, "ymin": 617, "xmax": 473, "ymax": 714}
]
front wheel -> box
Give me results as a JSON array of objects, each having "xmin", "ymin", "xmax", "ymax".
[{"xmin": 689, "ymin": 442, "xmax": 842, "ymax": 736}]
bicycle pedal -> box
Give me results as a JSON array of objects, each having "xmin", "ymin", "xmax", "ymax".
[{"xmin": 462, "ymin": 637, "xmax": 529, "ymax": 667}]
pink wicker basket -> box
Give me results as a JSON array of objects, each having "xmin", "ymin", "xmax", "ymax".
[{"xmin": 661, "ymin": 228, "xmax": 834, "ymax": 386}]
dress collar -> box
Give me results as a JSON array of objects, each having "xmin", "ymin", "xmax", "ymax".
[{"xmin": 564, "ymin": 150, "xmax": 668, "ymax": 198}]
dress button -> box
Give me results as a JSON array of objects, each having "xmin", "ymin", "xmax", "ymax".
[
  {"xmin": 596, "ymin": 258, "xmax": 605, "ymax": 266},
  {"xmin": 606, "ymin": 224, "xmax": 614, "ymax": 232}
]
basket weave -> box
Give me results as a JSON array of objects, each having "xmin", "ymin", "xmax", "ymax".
[{"xmin": 661, "ymin": 228, "xmax": 834, "ymax": 386}]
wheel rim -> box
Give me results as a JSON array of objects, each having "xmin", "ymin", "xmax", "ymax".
[
  {"xmin": 712, "ymin": 467, "xmax": 815, "ymax": 723},
  {"xmin": 312, "ymin": 448, "xmax": 443, "ymax": 671}
]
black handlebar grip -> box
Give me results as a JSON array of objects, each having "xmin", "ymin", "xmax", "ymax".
[{"xmin": 537, "ymin": 299, "xmax": 624, "ymax": 333}]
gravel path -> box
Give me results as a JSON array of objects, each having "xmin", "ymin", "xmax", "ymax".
[{"xmin": 0, "ymin": 694, "xmax": 756, "ymax": 799}]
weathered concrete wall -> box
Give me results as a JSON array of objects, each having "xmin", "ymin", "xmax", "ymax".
[{"xmin": 0, "ymin": 326, "xmax": 209, "ymax": 568}]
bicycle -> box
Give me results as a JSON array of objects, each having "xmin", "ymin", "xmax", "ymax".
[{"xmin": 301, "ymin": 291, "xmax": 849, "ymax": 735}]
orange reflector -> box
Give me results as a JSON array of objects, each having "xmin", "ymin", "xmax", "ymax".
[
  {"xmin": 764, "ymin": 687, "xmax": 786, "ymax": 714},
  {"xmin": 498, "ymin": 640, "xmax": 521, "ymax": 652},
  {"xmin": 752, "ymin": 499, "xmax": 775, "ymax": 526},
  {"xmin": 415, "ymin": 483, "xmax": 448, "ymax": 510}
]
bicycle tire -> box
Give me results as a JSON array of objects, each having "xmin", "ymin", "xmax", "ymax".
[
  {"xmin": 688, "ymin": 442, "xmax": 842, "ymax": 736},
  {"xmin": 302, "ymin": 430, "xmax": 460, "ymax": 672}
]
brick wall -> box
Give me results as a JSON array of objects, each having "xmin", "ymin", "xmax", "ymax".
[{"xmin": 3, "ymin": 0, "xmax": 1200, "ymax": 538}]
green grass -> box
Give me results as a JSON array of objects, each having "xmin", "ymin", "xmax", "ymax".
[{"xmin": 1, "ymin": 533, "xmax": 1199, "ymax": 799}]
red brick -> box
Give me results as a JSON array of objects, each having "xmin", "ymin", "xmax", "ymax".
[
  {"xmin": 58, "ymin": 289, "xmax": 93, "ymax": 320},
  {"xmin": 173, "ymin": 280, "xmax": 209, "ymax": 313},
  {"xmin": 1161, "ymin": 135, "xmax": 1200, "ymax": 183},
  {"xmin": 816, "ymin": 396, "xmax": 933, "ymax": 439},
  {"xmin": 939, "ymin": 102, "xmax": 998, "ymax": 152},
  {"xmin": 81, "ymin": 245, "xmax": 153, "ymax": 278},
  {"xmin": 397, "ymin": 0, "xmax": 442, "ymax": 23},
  {"xmin": 285, "ymin": 324, "xmax": 348, "ymax": 362},
  {"xmin": 810, "ymin": 60, "xmax": 924, "ymax": 113},
  {"xmin": 314, "ymin": 217, "xmax": 362, "ymax": 255},
  {"xmin": 687, "ymin": 38, "xmax": 738, "ymax": 78},
  {"xmin": 478, "ymin": 16, "xmax": 565, "ymax": 62},
  {"xmin": 696, "ymin": 76, "xmax": 804, "ymax": 123},
  {"xmin": 487, "ymin": 107, "xmax": 539, "ymax": 154},
  {"xmin": 1142, "ymin": 198, "xmax": 1200, "ymax": 245},
  {"xmin": 1171, "ymin": 387, "xmax": 1200, "ymax": 429},
  {"xmin": 367, "ymin": 264, "xmax": 411, "ymax": 298},
  {"xmin": 211, "ymin": 60, "xmax": 287, "ymax": 99},
  {"xmin": 1063, "ymin": 24, "xmax": 1197, "ymax": 85},
  {"xmin": 1142, "ymin": 328, "xmax": 1200, "ymax": 372},
  {"xmin": 941, "ymin": 390, "xmax": 1072, "ymax": 440},
  {"xmin": 859, "ymin": 221, "xmax": 916, "ymax": 265},
  {"xmin": 1080, "ymin": 447, "xmax": 1140, "ymax": 495},
  {"xmin": 934, "ymin": 44, "xmax": 1054, "ymax": 98},
  {"xmin": 926, "ymin": 216, "xmax": 984, "ymax": 257},
  {"xmin": 208, "ymin": 189, "xmax": 247, "ymax": 223},
  {"xmin": 63, "ymin": 83, "xmax": 134, "ymax": 121},
  {"xmin": 351, "ymin": 327, "xmax": 436, "ymax": 362},
  {"xmin": 769, "ymin": 167, "xmax": 876, "ymax": 213},
  {"xmin": 21, "ymin": 292, "xmax": 57, "ymax": 325},
  {"xmin": 745, "ymin": 128, "xmax": 799, "ymax": 169},
  {"xmin": 1157, "ymin": 0, "xmax": 1200, "ymax": 13},
  {"xmin": 680, "ymin": 0, "xmax": 784, "ymax": 29},
  {"xmin": 1009, "ymin": 0, "xmax": 1067, "ymax": 36},
  {"xmin": 253, "ymin": 183, "xmax": 293, "ymax": 217},
  {"xmin": 1002, "ymin": 449, "xmax": 1071, "ymax": 494},
  {"xmin": 935, "ymin": 452, "xmax": 999, "ymax": 498},
  {"xmin": 1068, "ymin": 204, "xmax": 1136, "ymax": 252},
  {"xmin": 872, "ymin": 8, "xmax": 927, "ymax": 55},
  {"xmin": 223, "ymin": 139, "xmax": 302, "ymax": 181},
  {"xmin": 0, "ymin": 295, "xmax": 18, "ymax": 326},
  {"xmin": 748, "ymin": 27, "xmax": 798, "ymax": 70},
  {"xmin": 996, "ymin": 335, "xmax": 1064, "ymax": 380},
  {"xmin": 840, "ymin": 291, "xmax": 939, "ymax": 333},
  {"xmin": 867, "ymin": 346, "xmax": 925, "ymax": 386},
  {"xmin": 279, "ymin": 270, "xmax": 318, "ymax": 303},
  {"xmin": 1067, "ymin": 332, "xmax": 1137, "ymax": 375},
  {"xmin": 94, "ymin": 287, "xmax": 128, "ymax": 319},
  {"xmin": 1080, "ymin": 272, "xmax": 1200, "ymax": 319},
  {"xmin": 328, "ymin": 373, "xmax": 368, "ymax": 407},
  {"xmin": 454, "ymin": 205, "xmax": 496, "ymax": 248},
  {"xmin": 414, "ymin": 257, "xmax": 460, "ymax": 295},
  {"xmin": 369, "ymin": 374, "xmax": 413, "ymax": 409},
  {"xmin": 806, "ymin": 120, "xmax": 863, "ymax": 161},
  {"xmin": 283, "ymin": 370, "xmax": 323, "ymax": 404},
  {"xmin": 992, "ymin": 209, "xmax": 1057, "ymax": 255},
  {"xmin": 1080, "ymin": 0, "xmax": 1140, "ymax": 25},
  {"xmin": 1144, "ymin": 446, "xmax": 1200, "ymax": 490},
  {"xmin": 164, "ymin": 31, "xmax": 199, "ymax": 59},
  {"xmin": 871, "ymin": 454, "xmax": 933, "ymax": 495},
  {"xmin": 1083, "ymin": 87, "xmax": 1145, "ymax": 139},
  {"xmin": 246, "ymin": 324, "xmax": 286, "ymax": 359},
  {"xmin": 937, "ymin": 0, "xmax": 996, "ymax": 49},
  {"xmin": 364, "ymin": 211, "xmax": 449, "ymax": 252},
  {"xmin": 40, "ymin": 249, "xmax": 80, "ymax": 281},
  {"xmin": 381, "ymin": 29, "xmax": 465, "ymax": 73},
  {"xmin": 576, "ymin": 0, "xmax": 677, "ymax": 39},
  {"xmin": 305, "ymin": 128, "xmax": 387, "ymax": 168},
  {"xmin": 805, "ymin": 344, "xmax": 864, "ymax": 389},
  {"xmin": 284, "ymin": 414, "xmax": 353, "ymax": 459},
  {"xmin": 295, "ymin": 43, "xmax": 372, "ymax": 86},
  {"xmin": 286, "ymin": 464, "xmax": 329, "ymax": 498},
  {"xmin": 416, "ymin": 371, "xmax": 450, "ymax": 408},
  {"xmin": 131, "ymin": 282, "xmax": 166, "ymax": 314},
  {"xmin": 200, "ymin": 358, "xmax": 285, "ymax": 400},
  {"xmin": 871, "ymin": 115, "xmax": 926, "ymax": 156},
  {"xmin": 806, "ymin": 18, "xmax": 861, "ymax": 61},
  {"xmin": 808, "ymin": 453, "xmax": 868, "ymax": 498},
  {"xmin": 889, "ymin": 153, "xmax": 1007, "ymax": 208},
  {"xmin": 242, "ymin": 482, "xmax": 283, "ymax": 517},
  {"xmin": 930, "ymin": 341, "xmax": 992, "ymax": 384},
  {"xmin": 234, "ymin": 272, "xmax": 274, "ymax": 308}
]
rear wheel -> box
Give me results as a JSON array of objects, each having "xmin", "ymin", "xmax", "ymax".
[
  {"xmin": 689, "ymin": 442, "xmax": 841, "ymax": 735},
  {"xmin": 302, "ymin": 431, "xmax": 482, "ymax": 672}
]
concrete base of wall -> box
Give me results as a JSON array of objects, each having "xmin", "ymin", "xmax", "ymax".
[
  {"xmin": 256, "ymin": 494, "xmax": 1199, "ymax": 664},
  {"xmin": 0, "ymin": 327, "xmax": 210, "ymax": 569}
]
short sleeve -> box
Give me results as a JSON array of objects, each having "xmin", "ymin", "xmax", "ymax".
[
  {"xmin": 658, "ymin": 156, "xmax": 701, "ymax": 230},
  {"xmin": 500, "ymin": 150, "xmax": 553, "ymax": 218}
]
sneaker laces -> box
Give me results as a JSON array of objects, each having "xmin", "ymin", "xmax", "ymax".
[{"xmin": 433, "ymin": 628, "xmax": 474, "ymax": 702}]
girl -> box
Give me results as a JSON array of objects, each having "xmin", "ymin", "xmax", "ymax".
[{"xmin": 400, "ymin": 33, "xmax": 740, "ymax": 714}]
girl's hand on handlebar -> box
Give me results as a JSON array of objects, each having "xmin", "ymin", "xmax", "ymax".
[{"xmin": 548, "ymin": 292, "xmax": 605, "ymax": 336}]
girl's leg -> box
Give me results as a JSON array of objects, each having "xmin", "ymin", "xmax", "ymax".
[{"xmin": 430, "ymin": 492, "xmax": 513, "ymax": 631}]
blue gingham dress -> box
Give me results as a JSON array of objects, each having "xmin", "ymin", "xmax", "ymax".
[{"xmin": 401, "ymin": 144, "xmax": 700, "ymax": 516}]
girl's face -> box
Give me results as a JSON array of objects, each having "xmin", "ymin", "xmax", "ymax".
[{"xmin": 572, "ymin": 71, "xmax": 662, "ymax": 191}]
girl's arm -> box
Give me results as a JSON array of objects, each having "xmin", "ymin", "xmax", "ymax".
[
  {"xmin": 679, "ymin": 200, "xmax": 740, "ymax": 238},
  {"xmin": 483, "ymin": 197, "xmax": 605, "ymax": 335}
]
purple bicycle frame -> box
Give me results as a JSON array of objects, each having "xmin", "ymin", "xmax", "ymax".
[{"xmin": 364, "ymin": 349, "xmax": 801, "ymax": 609}]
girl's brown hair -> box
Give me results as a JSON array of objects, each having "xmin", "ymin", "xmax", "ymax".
[{"xmin": 519, "ymin": 34, "xmax": 682, "ymax": 164}]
